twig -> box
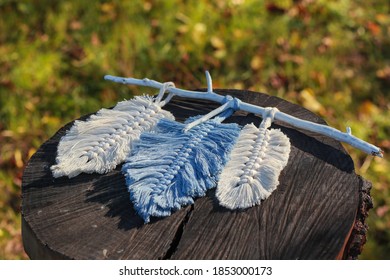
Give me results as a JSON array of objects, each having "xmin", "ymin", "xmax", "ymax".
[{"xmin": 104, "ymin": 73, "xmax": 383, "ymax": 157}]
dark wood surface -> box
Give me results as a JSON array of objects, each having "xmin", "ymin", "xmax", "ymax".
[{"xmin": 21, "ymin": 89, "xmax": 371, "ymax": 259}]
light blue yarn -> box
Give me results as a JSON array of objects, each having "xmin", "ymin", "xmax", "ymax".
[{"xmin": 122, "ymin": 110, "xmax": 240, "ymax": 223}]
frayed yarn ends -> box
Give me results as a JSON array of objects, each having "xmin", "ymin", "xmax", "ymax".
[
  {"xmin": 122, "ymin": 118, "xmax": 240, "ymax": 223},
  {"xmin": 216, "ymin": 123, "xmax": 291, "ymax": 210},
  {"xmin": 51, "ymin": 96, "xmax": 174, "ymax": 178}
]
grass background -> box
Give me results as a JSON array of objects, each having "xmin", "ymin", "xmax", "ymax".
[{"xmin": 0, "ymin": 0, "xmax": 389, "ymax": 259}]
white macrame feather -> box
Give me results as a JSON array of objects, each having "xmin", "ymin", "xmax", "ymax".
[
  {"xmin": 216, "ymin": 121, "xmax": 290, "ymax": 210},
  {"xmin": 51, "ymin": 95, "xmax": 174, "ymax": 178}
]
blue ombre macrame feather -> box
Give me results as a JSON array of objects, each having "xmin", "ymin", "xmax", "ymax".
[{"xmin": 122, "ymin": 113, "xmax": 240, "ymax": 223}]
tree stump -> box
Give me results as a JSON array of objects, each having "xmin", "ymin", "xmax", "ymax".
[{"xmin": 21, "ymin": 89, "xmax": 372, "ymax": 260}]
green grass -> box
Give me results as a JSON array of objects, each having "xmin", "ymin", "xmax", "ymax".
[{"xmin": 0, "ymin": 0, "xmax": 389, "ymax": 259}]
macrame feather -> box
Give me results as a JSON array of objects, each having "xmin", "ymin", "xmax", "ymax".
[
  {"xmin": 51, "ymin": 96, "xmax": 174, "ymax": 178},
  {"xmin": 122, "ymin": 117, "xmax": 240, "ymax": 223},
  {"xmin": 216, "ymin": 121, "xmax": 290, "ymax": 210}
]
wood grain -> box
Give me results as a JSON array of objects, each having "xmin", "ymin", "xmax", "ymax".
[{"xmin": 21, "ymin": 89, "xmax": 370, "ymax": 259}]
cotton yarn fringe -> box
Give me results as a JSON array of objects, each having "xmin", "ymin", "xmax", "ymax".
[
  {"xmin": 122, "ymin": 115, "xmax": 240, "ymax": 223},
  {"xmin": 216, "ymin": 115, "xmax": 291, "ymax": 210},
  {"xmin": 51, "ymin": 96, "xmax": 174, "ymax": 178}
]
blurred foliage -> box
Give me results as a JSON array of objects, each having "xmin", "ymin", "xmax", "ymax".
[{"xmin": 0, "ymin": 0, "xmax": 389, "ymax": 259}]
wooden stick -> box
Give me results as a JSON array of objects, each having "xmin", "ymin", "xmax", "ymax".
[{"xmin": 104, "ymin": 73, "xmax": 383, "ymax": 157}]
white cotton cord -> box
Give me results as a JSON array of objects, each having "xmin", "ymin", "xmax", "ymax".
[
  {"xmin": 260, "ymin": 107, "xmax": 279, "ymax": 129},
  {"xmin": 183, "ymin": 96, "xmax": 237, "ymax": 132},
  {"xmin": 155, "ymin": 81, "xmax": 175, "ymax": 104}
]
